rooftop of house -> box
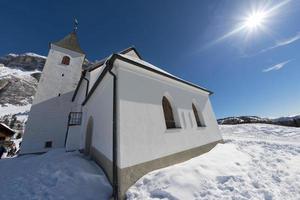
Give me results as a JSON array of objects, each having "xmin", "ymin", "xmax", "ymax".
[{"xmin": 0, "ymin": 123, "xmax": 15, "ymax": 137}]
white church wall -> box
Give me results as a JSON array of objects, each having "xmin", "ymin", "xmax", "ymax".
[
  {"xmin": 65, "ymin": 79, "xmax": 89, "ymax": 151},
  {"xmin": 124, "ymin": 49, "xmax": 141, "ymax": 59},
  {"xmin": 71, "ymin": 77, "xmax": 87, "ymax": 112},
  {"xmin": 66, "ymin": 125, "xmax": 81, "ymax": 151},
  {"xmin": 89, "ymin": 65, "xmax": 105, "ymax": 93},
  {"xmin": 21, "ymin": 91, "xmax": 75, "ymax": 154},
  {"xmin": 115, "ymin": 60, "xmax": 222, "ymax": 168},
  {"xmin": 21, "ymin": 45, "xmax": 85, "ymax": 154},
  {"xmin": 32, "ymin": 45, "xmax": 84, "ymax": 105},
  {"xmin": 83, "ymin": 74, "xmax": 114, "ymax": 161}
]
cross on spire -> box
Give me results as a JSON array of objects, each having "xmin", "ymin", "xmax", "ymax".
[{"xmin": 73, "ymin": 18, "xmax": 79, "ymax": 33}]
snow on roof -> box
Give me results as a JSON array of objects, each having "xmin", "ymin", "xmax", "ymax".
[
  {"xmin": 80, "ymin": 48, "xmax": 212, "ymax": 104},
  {"xmin": 0, "ymin": 123, "xmax": 14, "ymax": 132},
  {"xmin": 118, "ymin": 54, "xmax": 173, "ymax": 76},
  {"xmin": 117, "ymin": 54, "xmax": 212, "ymax": 94},
  {"xmin": 0, "ymin": 123, "xmax": 15, "ymax": 136}
]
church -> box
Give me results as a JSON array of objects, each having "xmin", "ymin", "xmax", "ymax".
[{"xmin": 20, "ymin": 30, "xmax": 223, "ymax": 199}]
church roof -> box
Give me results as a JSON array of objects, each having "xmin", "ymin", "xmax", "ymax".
[
  {"xmin": 87, "ymin": 47, "xmax": 141, "ymax": 72},
  {"xmin": 52, "ymin": 32, "xmax": 84, "ymax": 54},
  {"xmin": 72, "ymin": 47, "xmax": 213, "ymax": 104},
  {"xmin": 116, "ymin": 54, "xmax": 213, "ymax": 95}
]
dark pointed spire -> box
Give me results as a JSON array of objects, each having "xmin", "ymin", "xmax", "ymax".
[{"xmin": 52, "ymin": 19, "xmax": 84, "ymax": 54}]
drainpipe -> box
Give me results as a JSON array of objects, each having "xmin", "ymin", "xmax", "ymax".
[
  {"xmin": 107, "ymin": 56, "xmax": 119, "ymax": 200},
  {"xmin": 64, "ymin": 113, "xmax": 71, "ymax": 148}
]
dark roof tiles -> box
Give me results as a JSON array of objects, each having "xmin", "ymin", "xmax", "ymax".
[{"xmin": 52, "ymin": 32, "xmax": 84, "ymax": 54}]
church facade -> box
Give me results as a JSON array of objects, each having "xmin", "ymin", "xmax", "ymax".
[{"xmin": 21, "ymin": 31, "xmax": 223, "ymax": 199}]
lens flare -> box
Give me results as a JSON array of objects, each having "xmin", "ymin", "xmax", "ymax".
[
  {"xmin": 205, "ymin": 0, "xmax": 291, "ymax": 46},
  {"xmin": 244, "ymin": 11, "xmax": 266, "ymax": 30}
]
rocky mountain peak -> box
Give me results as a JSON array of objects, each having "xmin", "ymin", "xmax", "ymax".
[{"xmin": 0, "ymin": 53, "xmax": 46, "ymax": 71}]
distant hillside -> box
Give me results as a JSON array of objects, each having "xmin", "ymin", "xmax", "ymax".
[{"xmin": 218, "ymin": 116, "xmax": 300, "ymax": 128}]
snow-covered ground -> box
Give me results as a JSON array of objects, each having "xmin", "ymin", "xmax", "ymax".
[
  {"xmin": 0, "ymin": 64, "xmax": 41, "ymax": 79},
  {"xmin": 127, "ymin": 124, "xmax": 300, "ymax": 200},
  {"xmin": 0, "ymin": 124, "xmax": 299, "ymax": 200},
  {"xmin": 221, "ymin": 123, "xmax": 300, "ymax": 144},
  {"xmin": 0, "ymin": 149, "xmax": 112, "ymax": 200},
  {"xmin": 0, "ymin": 104, "xmax": 31, "ymax": 117}
]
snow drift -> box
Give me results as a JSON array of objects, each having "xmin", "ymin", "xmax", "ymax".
[
  {"xmin": 127, "ymin": 124, "xmax": 300, "ymax": 200},
  {"xmin": 0, "ymin": 149, "xmax": 112, "ymax": 200}
]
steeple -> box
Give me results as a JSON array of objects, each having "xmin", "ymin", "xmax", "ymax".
[
  {"xmin": 52, "ymin": 19, "xmax": 84, "ymax": 54},
  {"xmin": 21, "ymin": 20, "xmax": 86, "ymax": 155}
]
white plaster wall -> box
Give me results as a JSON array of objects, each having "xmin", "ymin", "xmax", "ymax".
[
  {"xmin": 21, "ymin": 91, "xmax": 75, "ymax": 154},
  {"xmin": 65, "ymin": 79, "xmax": 88, "ymax": 151},
  {"xmin": 124, "ymin": 49, "xmax": 140, "ymax": 59},
  {"xmin": 82, "ymin": 73, "xmax": 114, "ymax": 161},
  {"xmin": 89, "ymin": 65, "xmax": 105, "ymax": 93},
  {"xmin": 71, "ymin": 78, "xmax": 87, "ymax": 112},
  {"xmin": 65, "ymin": 125, "xmax": 81, "ymax": 151},
  {"xmin": 21, "ymin": 45, "xmax": 84, "ymax": 154},
  {"xmin": 33, "ymin": 45, "xmax": 84, "ymax": 105},
  {"xmin": 116, "ymin": 60, "xmax": 222, "ymax": 168}
]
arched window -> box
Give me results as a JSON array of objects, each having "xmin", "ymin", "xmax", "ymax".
[
  {"xmin": 162, "ymin": 96, "xmax": 176, "ymax": 129},
  {"xmin": 61, "ymin": 56, "xmax": 70, "ymax": 65},
  {"xmin": 192, "ymin": 103, "xmax": 203, "ymax": 127}
]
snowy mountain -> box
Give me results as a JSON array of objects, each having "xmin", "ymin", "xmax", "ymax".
[
  {"xmin": 0, "ymin": 53, "xmax": 46, "ymax": 71},
  {"xmin": 218, "ymin": 115, "xmax": 300, "ymax": 127},
  {"xmin": 0, "ymin": 53, "xmax": 46, "ymax": 132},
  {"xmin": 0, "ymin": 53, "xmax": 45, "ymax": 107}
]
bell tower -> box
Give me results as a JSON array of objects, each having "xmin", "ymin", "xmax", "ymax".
[{"xmin": 21, "ymin": 24, "xmax": 85, "ymax": 154}]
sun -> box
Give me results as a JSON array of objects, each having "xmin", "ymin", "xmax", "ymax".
[
  {"xmin": 244, "ymin": 11, "xmax": 267, "ymax": 30},
  {"xmin": 205, "ymin": 0, "xmax": 291, "ymax": 46}
]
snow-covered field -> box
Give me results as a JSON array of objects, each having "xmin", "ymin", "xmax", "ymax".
[
  {"xmin": 0, "ymin": 124, "xmax": 299, "ymax": 200},
  {"xmin": 127, "ymin": 124, "xmax": 300, "ymax": 200},
  {"xmin": 221, "ymin": 123, "xmax": 300, "ymax": 143},
  {"xmin": 0, "ymin": 149, "xmax": 112, "ymax": 200}
]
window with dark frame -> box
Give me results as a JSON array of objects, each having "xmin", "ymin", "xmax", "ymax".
[
  {"xmin": 61, "ymin": 56, "xmax": 70, "ymax": 65},
  {"xmin": 162, "ymin": 96, "xmax": 176, "ymax": 129},
  {"xmin": 45, "ymin": 141, "xmax": 52, "ymax": 148},
  {"xmin": 69, "ymin": 112, "xmax": 82, "ymax": 126},
  {"xmin": 192, "ymin": 103, "xmax": 204, "ymax": 127}
]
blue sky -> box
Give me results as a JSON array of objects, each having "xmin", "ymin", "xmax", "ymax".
[{"xmin": 0, "ymin": 0, "xmax": 299, "ymax": 118}]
